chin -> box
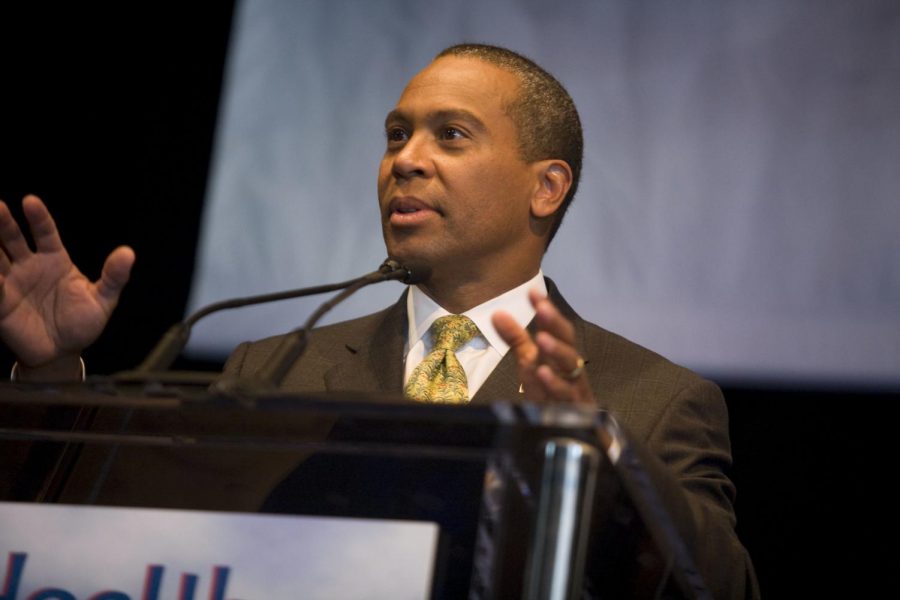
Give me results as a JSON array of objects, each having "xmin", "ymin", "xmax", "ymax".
[
  {"xmin": 384, "ymin": 241, "xmax": 441, "ymax": 276},
  {"xmin": 386, "ymin": 248, "xmax": 425, "ymax": 269},
  {"xmin": 383, "ymin": 232, "xmax": 415, "ymax": 260}
]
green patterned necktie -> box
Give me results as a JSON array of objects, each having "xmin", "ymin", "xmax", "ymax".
[{"xmin": 404, "ymin": 314, "xmax": 481, "ymax": 403}]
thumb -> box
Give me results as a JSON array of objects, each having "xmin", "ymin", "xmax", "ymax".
[
  {"xmin": 96, "ymin": 245, "xmax": 136, "ymax": 304},
  {"xmin": 492, "ymin": 310, "xmax": 538, "ymax": 365}
]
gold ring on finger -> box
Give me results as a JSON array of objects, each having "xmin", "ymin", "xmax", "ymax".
[{"xmin": 563, "ymin": 356, "xmax": 585, "ymax": 380}]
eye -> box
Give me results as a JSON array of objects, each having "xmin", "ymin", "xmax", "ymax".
[
  {"xmin": 440, "ymin": 126, "xmax": 465, "ymax": 141},
  {"xmin": 385, "ymin": 126, "xmax": 409, "ymax": 144}
]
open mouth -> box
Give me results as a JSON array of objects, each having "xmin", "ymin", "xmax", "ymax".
[{"xmin": 388, "ymin": 197, "xmax": 439, "ymax": 224}]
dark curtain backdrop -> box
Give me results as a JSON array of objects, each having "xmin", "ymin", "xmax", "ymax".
[{"xmin": 1, "ymin": 3, "xmax": 895, "ymax": 596}]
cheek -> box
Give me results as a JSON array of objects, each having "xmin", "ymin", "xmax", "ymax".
[
  {"xmin": 476, "ymin": 168, "xmax": 532, "ymax": 212},
  {"xmin": 377, "ymin": 158, "xmax": 392, "ymax": 198}
]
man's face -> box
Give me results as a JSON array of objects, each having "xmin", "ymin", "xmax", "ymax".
[{"xmin": 378, "ymin": 56, "xmax": 540, "ymax": 284}]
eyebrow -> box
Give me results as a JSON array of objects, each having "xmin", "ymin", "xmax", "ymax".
[{"xmin": 384, "ymin": 108, "xmax": 487, "ymax": 133}]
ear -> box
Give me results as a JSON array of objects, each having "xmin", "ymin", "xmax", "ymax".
[{"xmin": 530, "ymin": 160, "xmax": 573, "ymax": 219}]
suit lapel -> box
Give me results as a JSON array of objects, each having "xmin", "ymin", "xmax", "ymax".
[
  {"xmin": 545, "ymin": 278, "xmax": 588, "ymax": 354},
  {"xmin": 470, "ymin": 350, "xmax": 522, "ymax": 404},
  {"xmin": 322, "ymin": 292, "xmax": 408, "ymax": 395}
]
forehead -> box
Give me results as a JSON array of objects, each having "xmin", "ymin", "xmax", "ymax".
[{"xmin": 393, "ymin": 56, "xmax": 521, "ymax": 120}]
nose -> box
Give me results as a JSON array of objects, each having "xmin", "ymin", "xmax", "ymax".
[{"xmin": 390, "ymin": 134, "xmax": 433, "ymax": 181}]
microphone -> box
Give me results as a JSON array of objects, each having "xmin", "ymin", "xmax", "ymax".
[
  {"xmin": 226, "ymin": 258, "xmax": 430, "ymax": 391},
  {"xmin": 129, "ymin": 258, "xmax": 425, "ymax": 377}
]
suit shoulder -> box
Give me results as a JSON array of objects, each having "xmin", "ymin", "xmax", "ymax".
[
  {"xmin": 579, "ymin": 319, "xmax": 722, "ymax": 437},
  {"xmin": 545, "ymin": 278, "xmax": 714, "ymax": 398},
  {"xmin": 582, "ymin": 320, "xmax": 706, "ymax": 384},
  {"xmin": 224, "ymin": 303, "xmax": 400, "ymax": 377}
]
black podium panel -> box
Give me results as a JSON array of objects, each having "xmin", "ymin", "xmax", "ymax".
[{"xmin": 0, "ymin": 378, "xmax": 704, "ymax": 598}]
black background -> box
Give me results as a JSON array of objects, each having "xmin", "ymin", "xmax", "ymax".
[{"xmin": 2, "ymin": 5, "xmax": 895, "ymax": 596}]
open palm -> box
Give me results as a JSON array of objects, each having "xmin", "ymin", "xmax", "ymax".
[{"xmin": 0, "ymin": 195, "xmax": 133, "ymax": 368}]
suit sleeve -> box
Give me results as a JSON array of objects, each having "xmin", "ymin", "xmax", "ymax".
[
  {"xmin": 222, "ymin": 341, "xmax": 251, "ymax": 376},
  {"xmin": 635, "ymin": 378, "xmax": 760, "ymax": 599}
]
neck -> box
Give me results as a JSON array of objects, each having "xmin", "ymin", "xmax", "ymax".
[{"xmin": 417, "ymin": 262, "xmax": 542, "ymax": 314}]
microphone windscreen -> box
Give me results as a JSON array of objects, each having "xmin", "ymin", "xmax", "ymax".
[
  {"xmin": 381, "ymin": 257, "xmax": 430, "ymax": 284},
  {"xmin": 399, "ymin": 261, "xmax": 431, "ymax": 284}
]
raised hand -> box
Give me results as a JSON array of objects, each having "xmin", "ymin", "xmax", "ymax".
[
  {"xmin": 492, "ymin": 289, "xmax": 594, "ymax": 406},
  {"xmin": 0, "ymin": 195, "xmax": 134, "ymax": 378}
]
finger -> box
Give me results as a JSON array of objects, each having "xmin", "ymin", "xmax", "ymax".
[
  {"xmin": 534, "ymin": 330, "xmax": 584, "ymax": 377},
  {"xmin": 0, "ymin": 246, "xmax": 10, "ymax": 274},
  {"xmin": 492, "ymin": 310, "xmax": 539, "ymax": 365},
  {"xmin": 0, "ymin": 199, "xmax": 33, "ymax": 260},
  {"xmin": 22, "ymin": 194, "xmax": 66, "ymax": 253},
  {"xmin": 492, "ymin": 309, "xmax": 545, "ymax": 397},
  {"xmin": 535, "ymin": 364, "xmax": 594, "ymax": 406},
  {"xmin": 95, "ymin": 245, "xmax": 135, "ymax": 304},
  {"xmin": 529, "ymin": 289, "xmax": 576, "ymax": 345}
]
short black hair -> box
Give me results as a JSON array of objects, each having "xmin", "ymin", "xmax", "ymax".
[{"xmin": 435, "ymin": 44, "xmax": 583, "ymax": 246}]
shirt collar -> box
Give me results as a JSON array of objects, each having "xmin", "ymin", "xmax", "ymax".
[{"xmin": 406, "ymin": 270, "xmax": 547, "ymax": 356}]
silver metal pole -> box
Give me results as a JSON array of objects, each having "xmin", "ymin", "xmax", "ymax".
[{"xmin": 524, "ymin": 438, "xmax": 600, "ymax": 600}]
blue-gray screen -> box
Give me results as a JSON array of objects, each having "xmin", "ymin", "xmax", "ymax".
[{"xmin": 187, "ymin": 0, "xmax": 900, "ymax": 387}]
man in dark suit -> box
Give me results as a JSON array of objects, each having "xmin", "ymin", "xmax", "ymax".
[{"xmin": 0, "ymin": 44, "xmax": 757, "ymax": 597}]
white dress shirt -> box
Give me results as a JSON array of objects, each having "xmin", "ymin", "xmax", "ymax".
[{"xmin": 403, "ymin": 271, "xmax": 547, "ymax": 398}]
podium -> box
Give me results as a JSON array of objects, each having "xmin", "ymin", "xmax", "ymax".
[{"xmin": 0, "ymin": 377, "xmax": 708, "ymax": 599}]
